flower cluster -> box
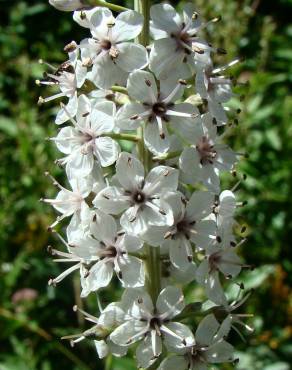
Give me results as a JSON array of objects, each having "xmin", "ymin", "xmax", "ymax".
[{"xmin": 40, "ymin": 1, "xmax": 253, "ymax": 368}]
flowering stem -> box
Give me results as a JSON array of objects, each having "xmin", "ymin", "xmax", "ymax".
[
  {"xmin": 134, "ymin": 0, "xmax": 161, "ymax": 303},
  {"xmin": 152, "ymin": 150, "xmax": 182, "ymax": 162},
  {"xmin": 89, "ymin": 0, "xmax": 128, "ymax": 12},
  {"xmin": 106, "ymin": 133, "xmax": 140, "ymax": 142},
  {"xmin": 111, "ymin": 85, "xmax": 128, "ymax": 95}
]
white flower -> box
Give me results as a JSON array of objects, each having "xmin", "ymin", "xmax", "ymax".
[
  {"xmin": 37, "ymin": 47, "xmax": 87, "ymax": 124},
  {"xmin": 117, "ymin": 70, "xmax": 199, "ymax": 155},
  {"xmin": 66, "ymin": 302, "xmax": 127, "ymax": 358},
  {"xmin": 195, "ymin": 244, "xmax": 243, "ymax": 305},
  {"xmin": 162, "ymin": 261, "xmax": 197, "ymax": 286},
  {"xmin": 142, "ymin": 191, "xmax": 216, "ymax": 270},
  {"xmin": 76, "ymin": 7, "xmax": 148, "ymax": 88},
  {"xmin": 179, "ymin": 113, "xmax": 237, "ymax": 193},
  {"xmin": 110, "ymin": 287, "xmax": 194, "ymax": 368},
  {"xmin": 212, "ymin": 290, "xmax": 254, "ymax": 341},
  {"xmin": 49, "ymin": 0, "xmax": 85, "ymax": 12},
  {"xmin": 52, "ymin": 94, "xmax": 120, "ymax": 177},
  {"xmin": 47, "ymin": 210, "xmax": 145, "ymax": 293},
  {"xmin": 195, "ymin": 61, "xmax": 239, "ymax": 125},
  {"xmin": 159, "ymin": 314, "xmax": 234, "ymax": 370},
  {"xmin": 41, "ymin": 172, "xmax": 91, "ymax": 230},
  {"xmin": 149, "ymin": 3, "xmax": 214, "ymax": 79},
  {"xmin": 80, "ymin": 209, "xmax": 145, "ymax": 295},
  {"xmin": 93, "ymin": 152, "xmax": 178, "ymax": 235}
]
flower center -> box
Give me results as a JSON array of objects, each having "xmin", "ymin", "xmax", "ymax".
[
  {"xmin": 149, "ymin": 317, "xmax": 162, "ymax": 330},
  {"xmin": 100, "ymin": 39, "xmax": 112, "ymax": 50},
  {"xmin": 132, "ymin": 190, "xmax": 146, "ymax": 204},
  {"xmin": 196, "ymin": 136, "xmax": 217, "ymax": 165},
  {"xmin": 208, "ymin": 252, "xmax": 221, "ymax": 270},
  {"xmin": 79, "ymin": 131, "xmax": 94, "ymax": 145},
  {"xmin": 152, "ymin": 102, "xmax": 167, "ymax": 117},
  {"xmin": 101, "ymin": 245, "xmax": 117, "ymax": 259},
  {"xmin": 176, "ymin": 219, "xmax": 191, "ymax": 236}
]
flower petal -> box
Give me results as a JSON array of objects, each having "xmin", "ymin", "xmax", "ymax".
[
  {"xmin": 113, "ymin": 10, "xmax": 144, "ymax": 42},
  {"xmin": 94, "ymin": 137, "xmax": 120, "ymax": 167},
  {"xmin": 157, "ymin": 286, "xmax": 185, "ymax": 318},
  {"xmin": 116, "ymin": 152, "xmax": 145, "ymax": 191},
  {"xmin": 116, "ymin": 43, "xmax": 148, "ymax": 72},
  {"xmin": 93, "ymin": 186, "xmax": 129, "ymax": 214},
  {"xmin": 127, "ymin": 70, "xmax": 157, "ymax": 103},
  {"xmin": 118, "ymin": 255, "xmax": 145, "ymax": 288},
  {"xmin": 90, "ymin": 209, "xmax": 117, "ymax": 243}
]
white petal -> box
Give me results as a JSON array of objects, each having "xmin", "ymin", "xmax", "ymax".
[
  {"xmin": 90, "ymin": 102, "xmax": 115, "ymax": 133},
  {"xmin": 158, "ymin": 356, "xmax": 188, "ymax": 370},
  {"xmin": 195, "ymin": 314, "xmax": 220, "ymax": 346},
  {"xmin": 75, "ymin": 60, "xmax": 87, "ymax": 88},
  {"xmin": 116, "ymin": 152, "xmax": 144, "ymax": 191},
  {"xmin": 206, "ymin": 272, "xmax": 227, "ymax": 306},
  {"xmin": 150, "ymin": 4, "xmax": 181, "ymax": 33},
  {"xmin": 195, "ymin": 259, "xmax": 209, "ymax": 285},
  {"xmin": 179, "ymin": 147, "xmax": 200, "ymax": 183},
  {"xmin": 137, "ymin": 335, "xmax": 162, "ymax": 369},
  {"xmin": 144, "ymin": 122, "xmax": 170, "ymax": 155},
  {"xmin": 157, "ymin": 286, "xmax": 185, "ymax": 318},
  {"xmin": 116, "ymin": 43, "xmax": 148, "ymax": 72},
  {"xmin": 169, "ymin": 238, "xmax": 191, "ymax": 271},
  {"xmin": 116, "ymin": 102, "xmax": 146, "ymax": 130},
  {"xmin": 122, "ymin": 234, "xmax": 143, "ymax": 252},
  {"xmin": 113, "ymin": 10, "xmax": 144, "ymax": 42},
  {"xmin": 107, "ymin": 340, "xmax": 128, "ymax": 357},
  {"xmin": 89, "ymin": 7, "xmax": 113, "ymax": 39},
  {"xmin": 149, "ymin": 38, "xmax": 184, "ymax": 79},
  {"xmin": 55, "ymin": 93, "xmax": 78, "ymax": 125},
  {"xmin": 195, "ymin": 69, "xmax": 208, "ymax": 98},
  {"xmin": 219, "ymin": 190, "xmax": 236, "ymax": 219},
  {"xmin": 93, "ymin": 186, "xmax": 129, "ymax": 214},
  {"xmin": 163, "ymin": 191, "xmax": 185, "ymax": 222},
  {"xmin": 205, "ymin": 341, "xmax": 234, "ymax": 363},
  {"xmin": 218, "ymin": 249, "xmax": 242, "ymax": 277},
  {"xmin": 127, "ymin": 70, "xmax": 157, "ymax": 103},
  {"xmin": 141, "ymin": 225, "xmax": 168, "ymax": 246},
  {"xmin": 94, "ymin": 340, "xmax": 109, "ymax": 359},
  {"xmin": 118, "ymin": 255, "xmax": 145, "ymax": 288},
  {"xmin": 169, "ymin": 262, "xmax": 197, "ymax": 285},
  {"xmin": 120, "ymin": 206, "xmax": 149, "ymax": 234},
  {"xmin": 91, "ymin": 56, "xmax": 127, "ymax": 89},
  {"xmin": 208, "ymin": 100, "xmax": 228, "ymax": 125},
  {"xmin": 54, "ymin": 126, "xmax": 76, "ymax": 154},
  {"xmin": 66, "ymin": 150, "xmax": 94, "ymax": 178},
  {"xmin": 73, "ymin": 7, "xmax": 101, "ymax": 28},
  {"xmin": 121, "ymin": 288, "xmax": 153, "ymax": 314},
  {"xmin": 94, "ymin": 136, "xmax": 120, "ymax": 167},
  {"xmin": 162, "ymin": 322, "xmax": 194, "ymax": 349},
  {"xmin": 144, "ymin": 166, "xmax": 179, "ymax": 195},
  {"xmin": 110, "ymin": 320, "xmax": 148, "ymax": 346},
  {"xmin": 189, "ymin": 220, "xmax": 216, "ymax": 249},
  {"xmin": 86, "ymin": 260, "xmax": 113, "ymax": 291},
  {"xmin": 90, "ymin": 209, "xmax": 117, "ymax": 243},
  {"xmin": 186, "ymin": 191, "xmax": 215, "ymax": 220}
]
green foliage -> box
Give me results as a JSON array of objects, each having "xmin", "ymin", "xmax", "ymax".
[{"xmin": 0, "ymin": 0, "xmax": 291, "ymax": 369}]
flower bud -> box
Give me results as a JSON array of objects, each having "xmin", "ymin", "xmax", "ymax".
[{"xmin": 48, "ymin": 0, "xmax": 86, "ymax": 11}]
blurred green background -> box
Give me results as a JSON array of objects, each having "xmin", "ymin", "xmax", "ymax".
[{"xmin": 0, "ymin": 0, "xmax": 291, "ymax": 369}]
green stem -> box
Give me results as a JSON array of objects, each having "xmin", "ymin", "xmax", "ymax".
[
  {"xmin": 111, "ymin": 85, "xmax": 128, "ymax": 95},
  {"xmin": 106, "ymin": 132, "xmax": 140, "ymax": 142},
  {"xmin": 134, "ymin": 0, "xmax": 161, "ymax": 304},
  {"xmin": 152, "ymin": 150, "xmax": 182, "ymax": 162},
  {"xmin": 135, "ymin": 0, "xmax": 150, "ymax": 46},
  {"xmin": 88, "ymin": 0, "xmax": 128, "ymax": 12},
  {"xmin": 145, "ymin": 245, "xmax": 161, "ymax": 302}
]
